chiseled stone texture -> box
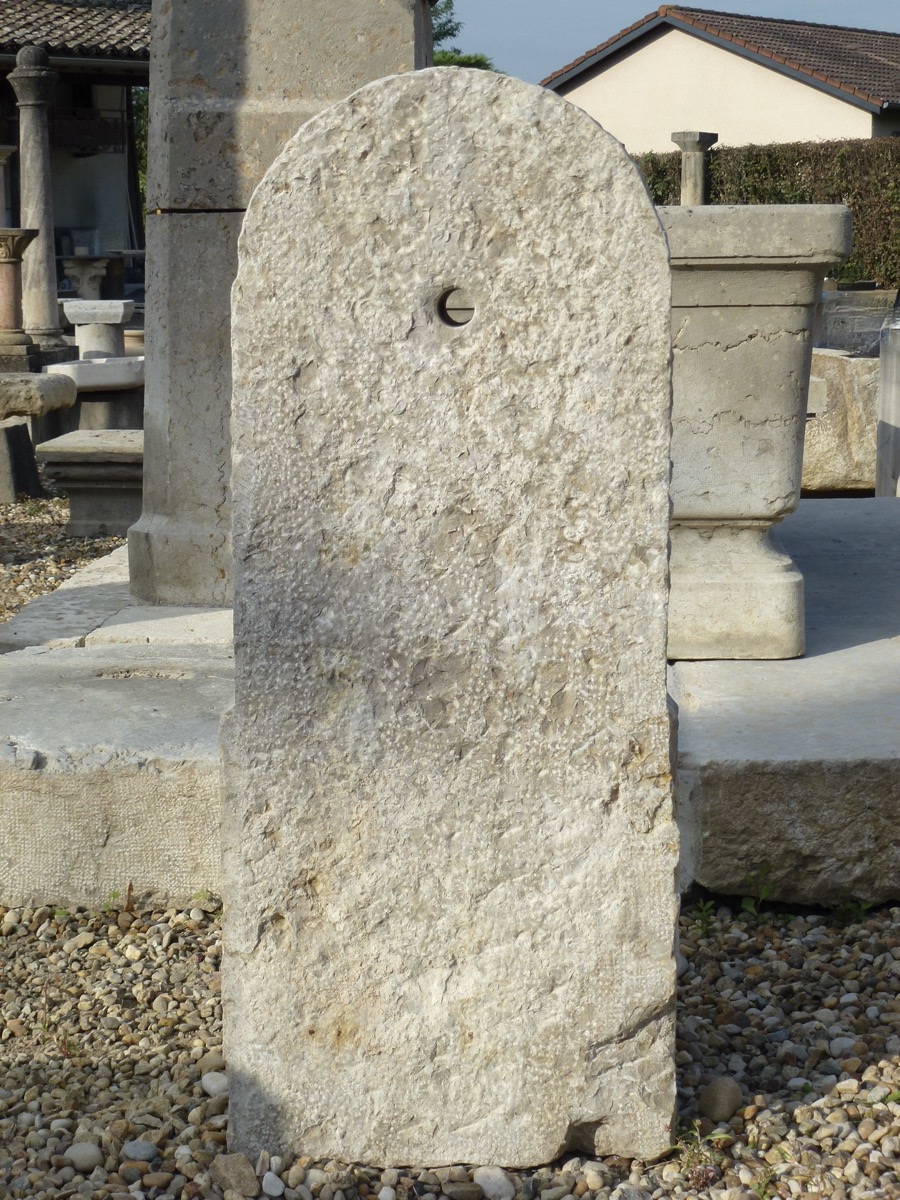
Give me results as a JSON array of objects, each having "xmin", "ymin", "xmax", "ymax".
[
  {"xmin": 148, "ymin": 0, "xmax": 433, "ymax": 211},
  {"xmin": 0, "ymin": 644, "xmax": 228, "ymax": 908},
  {"xmin": 0, "ymin": 371, "xmax": 75, "ymax": 419},
  {"xmin": 225, "ymin": 70, "xmax": 677, "ymax": 1167},
  {"xmin": 804, "ymin": 349, "xmax": 878, "ymax": 492}
]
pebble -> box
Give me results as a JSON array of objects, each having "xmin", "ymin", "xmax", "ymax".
[
  {"xmin": 473, "ymin": 1166, "xmax": 516, "ymax": 1200},
  {"xmin": 0, "ymin": 879, "xmax": 897, "ymax": 1200},
  {"xmin": 202, "ymin": 1069, "xmax": 230, "ymax": 1097},
  {"xmin": 697, "ymin": 1074, "xmax": 743, "ymax": 1121}
]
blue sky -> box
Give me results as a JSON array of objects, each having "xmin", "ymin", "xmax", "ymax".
[{"xmin": 450, "ymin": 1, "xmax": 900, "ymax": 84}]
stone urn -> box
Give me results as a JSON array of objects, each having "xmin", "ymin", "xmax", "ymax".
[{"xmin": 659, "ymin": 205, "xmax": 851, "ymax": 660}]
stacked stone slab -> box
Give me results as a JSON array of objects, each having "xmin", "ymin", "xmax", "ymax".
[
  {"xmin": 224, "ymin": 69, "xmax": 677, "ymax": 1167},
  {"xmin": 128, "ymin": 0, "xmax": 434, "ymax": 606}
]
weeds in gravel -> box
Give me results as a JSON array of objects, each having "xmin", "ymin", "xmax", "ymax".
[
  {"xmin": 671, "ymin": 1121, "xmax": 728, "ymax": 1189},
  {"xmin": 687, "ymin": 897, "xmax": 717, "ymax": 937}
]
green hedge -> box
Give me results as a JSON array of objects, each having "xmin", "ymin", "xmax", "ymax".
[{"xmin": 635, "ymin": 138, "xmax": 900, "ymax": 288}]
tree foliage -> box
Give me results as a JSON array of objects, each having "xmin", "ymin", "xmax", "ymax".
[{"xmin": 431, "ymin": 0, "xmax": 496, "ymax": 71}]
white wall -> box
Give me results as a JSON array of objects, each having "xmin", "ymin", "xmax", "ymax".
[{"xmin": 560, "ymin": 28, "xmax": 872, "ymax": 153}]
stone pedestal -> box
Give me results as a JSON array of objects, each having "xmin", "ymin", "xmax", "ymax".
[
  {"xmin": 62, "ymin": 257, "xmax": 109, "ymax": 301},
  {"xmin": 659, "ymin": 205, "xmax": 851, "ymax": 660},
  {"xmin": 7, "ymin": 47, "xmax": 65, "ymax": 346},
  {"xmin": 225, "ymin": 69, "xmax": 676, "ymax": 1168},
  {"xmin": 45, "ymin": 354, "xmax": 144, "ymax": 436},
  {"xmin": 0, "ymin": 228, "xmax": 39, "ymax": 372},
  {"xmin": 61, "ymin": 299, "xmax": 134, "ymax": 359},
  {"xmin": 129, "ymin": 0, "xmax": 435, "ymax": 606},
  {"xmin": 671, "ymin": 131, "xmax": 717, "ymax": 205},
  {"xmin": 36, "ymin": 429, "xmax": 143, "ymax": 536}
]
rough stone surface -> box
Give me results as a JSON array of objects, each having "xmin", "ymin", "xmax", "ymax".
[
  {"xmin": 659, "ymin": 205, "xmax": 850, "ymax": 661},
  {"xmin": 804, "ymin": 349, "xmax": 879, "ymax": 492},
  {"xmin": 0, "ymin": 643, "xmax": 230, "ymax": 908},
  {"xmin": 225, "ymin": 69, "xmax": 676, "ymax": 1167},
  {"xmin": 0, "ymin": 371, "xmax": 75, "ymax": 419},
  {"xmin": 673, "ymin": 499, "xmax": 900, "ymax": 904}
]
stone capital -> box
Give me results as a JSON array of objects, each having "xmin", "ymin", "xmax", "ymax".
[
  {"xmin": 8, "ymin": 46, "xmax": 58, "ymax": 108},
  {"xmin": 0, "ymin": 228, "xmax": 38, "ymax": 262},
  {"xmin": 671, "ymin": 131, "xmax": 718, "ymax": 153}
]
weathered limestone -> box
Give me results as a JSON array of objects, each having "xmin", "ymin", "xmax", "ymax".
[
  {"xmin": 804, "ymin": 349, "xmax": 879, "ymax": 492},
  {"xmin": 61, "ymin": 299, "xmax": 135, "ymax": 359},
  {"xmin": 7, "ymin": 47, "xmax": 65, "ymax": 345},
  {"xmin": 0, "ymin": 371, "xmax": 76, "ymax": 500},
  {"xmin": 225, "ymin": 69, "xmax": 677, "ymax": 1167},
  {"xmin": 0, "ymin": 146, "xmax": 15, "ymax": 225},
  {"xmin": 673, "ymin": 499, "xmax": 900, "ymax": 905},
  {"xmin": 36, "ymin": 429, "xmax": 143, "ymax": 536},
  {"xmin": 129, "ymin": 0, "xmax": 435, "ymax": 606},
  {"xmin": 671, "ymin": 131, "xmax": 717, "ymax": 205},
  {"xmin": 0, "ymin": 642, "xmax": 229, "ymax": 910},
  {"xmin": 659, "ymin": 205, "xmax": 851, "ymax": 660}
]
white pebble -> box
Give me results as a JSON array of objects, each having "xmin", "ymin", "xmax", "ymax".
[
  {"xmin": 473, "ymin": 1166, "xmax": 516, "ymax": 1200},
  {"xmin": 264, "ymin": 1171, "xmax": 286, "ymax": 1197},
  {"xmin": 201, "ymin": 1070, "xmax": 229, "ymax": 1097}
]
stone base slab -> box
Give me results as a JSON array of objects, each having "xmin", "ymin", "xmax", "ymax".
[
  {"xmin": 0, "ymin": 642, "xmax": 231, "ymax": 910},
  {"xmin": 673, "ymin": 498, "xmax": 900, "ymax": 904},
  {"xmin": 1, "ymin": 501, "xmax": 897, "ymax": 911}
]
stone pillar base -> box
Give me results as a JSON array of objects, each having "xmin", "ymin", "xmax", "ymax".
[
  {"xmin": 668, "ymin": 521, "xmax": 804, "ymax": 660},
  {"xmin": 129, "ymin": 514, "xmax": 232, "ymax": 607}
]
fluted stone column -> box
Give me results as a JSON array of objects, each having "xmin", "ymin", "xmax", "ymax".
[
  {"xmin": 8, "ymin": 47, "xmax": 65, "ymax": 345},
  {"xmin": 128, "ymin": 0, "xmax": 435, "ymax": 606}
]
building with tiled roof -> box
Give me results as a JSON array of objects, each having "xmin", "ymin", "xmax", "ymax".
[
  {"xmin": 0, "ymin": 0, "xmax": 149, "ymax": 66},
  {"xmin": 0, "ymin": 1, "xmax": 150, "ymax": 267},
  {"xmin": 543, "ymin": 6, "xmax": 900, "ymax": 153}
]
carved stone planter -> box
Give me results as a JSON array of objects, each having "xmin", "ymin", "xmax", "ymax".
[{"xmin": 659, "ymin": 205, "xmax": 851, "ymax": 660}]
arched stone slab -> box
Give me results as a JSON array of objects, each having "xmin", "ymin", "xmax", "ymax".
[{"xmin": 225, "ymin": 68, "xmax": 676, "ymax": 1167}]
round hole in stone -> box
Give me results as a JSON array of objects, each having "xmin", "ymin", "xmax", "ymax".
[{"xmin": 436, "ymin": 288, "xmax": 475, "ymax": 327}]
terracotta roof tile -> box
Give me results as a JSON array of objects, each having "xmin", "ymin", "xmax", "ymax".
[
  {"xmin": 0, "ymin": 0, "xmax": 150, "ymax": 61},
  {"xmin": 543, "ymin": 5, "xmax": 900, "ymax": 108}
]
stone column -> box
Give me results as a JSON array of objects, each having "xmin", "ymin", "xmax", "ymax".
[
  {"xmin": 0, "ymin": 228, "xmax": 39, "ymax": 371},
  {"xmin": 671, "ymin": 131, "xmax": 717, "ymax": 205},
  {"xmin": 128, "ymin": 0, "xmax": 435, "ymax": 607},
  {"xmin": 7, "ymin": 47, "xmax": 65, "ymax": 345},
  {"xmin": 0, "ymin": 146, "xmax": 16, "ymax": 226}
]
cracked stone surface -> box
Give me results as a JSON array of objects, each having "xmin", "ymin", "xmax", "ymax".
[{"xmin": 225, "ymin": 69, "xmax": 677, "ymax": 1167}]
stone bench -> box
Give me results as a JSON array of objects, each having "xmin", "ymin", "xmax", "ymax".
[{"xmin": 35, "ymin": 429, "xmax": 143, "ymax": 536}]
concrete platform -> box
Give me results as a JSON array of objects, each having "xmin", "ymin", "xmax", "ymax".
[
  {"xmin": 0, "ymin": 500, "xmax": 897, "ymax": 908},
  {"xmin": 672, "ymin": 498, "xmax": 900, "ymax": 905}
]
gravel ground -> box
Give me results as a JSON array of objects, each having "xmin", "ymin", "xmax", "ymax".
[
  {"xmin": 0, "ymin": 900, "xmax": 897, "ymax": 1200},
  {"xmin": 0, "ymin": 491, "xmax": 124, "ymax": 623},
  {"xmin": 0, "ymin": 495, "xmax": 897, "ymax": 1200}
]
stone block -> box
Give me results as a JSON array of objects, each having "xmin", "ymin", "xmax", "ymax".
[
  {"xmin": 47, "ymin": 356, "xmax": 144, "ymax": 391},
  {"xmin": 673, "ymin": 499, "xmax": 900, "ymax": 905},
  {"xmin": 803, "ymin": 349, "xmax": 878, "ymax": 492},
  {"xmin": 225, "ymin": 70, "xmax": 677, "ymax": 1167},
  {"xmin": 147, "ymin": 0, "xmax": 433, "ymax": 210},
  {"xmin": 0, "ymin": 371, "xmax": 75, "ymax": 419},
  {"xmin": 36, "ymin": 429, "xmax": 143, "ymax": 536},
  {"xmin": 128, "ymin": 212, "xmax": 239, "ymax": 606},
  {"xmin": 0, "ymin": 643, "xmax": 229, "ymax": 909}
]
